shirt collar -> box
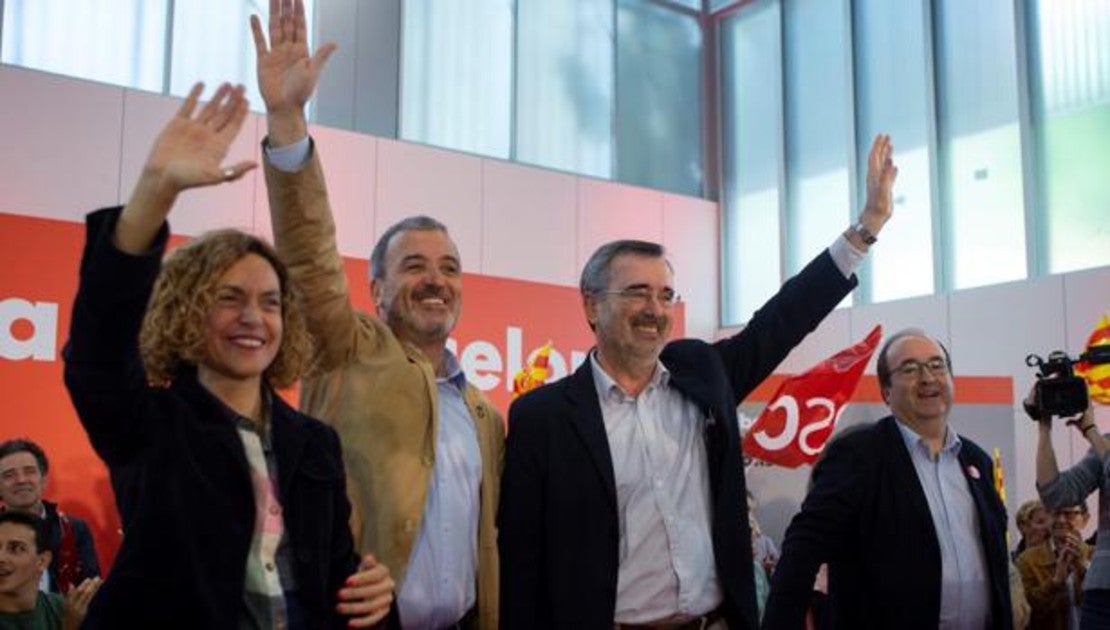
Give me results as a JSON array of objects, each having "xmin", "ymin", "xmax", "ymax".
[
  {"xmin": 894, "ymin": 417, "xmax": 962, "ymax": 457},
  {"xmin": 437, "ymin": 348, "xmax": 468, "ymax": 390},
  {"xmin": 588, "ymin": 349, "xmax": 669, "ymax": 402},
  {"xmin": 220, "ymin": 389, "xmax": 273, "ymax": 449}
]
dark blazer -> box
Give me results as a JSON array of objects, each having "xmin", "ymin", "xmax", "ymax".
[
  {"xmin": 762, "ymin": 416, "xmax": 1013, "ymax": 629},
  {"xmin": 42, "ymin": 500, "xmax": 101, "ymax": 592},
  {"xmin": 498, "ymin": 250, "xmax": 856, "ymax": 630},
  {"xmin": 63, "ymin": 207, "xmax": 364, "ymax": 629}
]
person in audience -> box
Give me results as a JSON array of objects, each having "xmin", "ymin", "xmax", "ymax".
[
  {"xmin": 0, "ymin": 510, "xmax": 100, "ymax": 630},
  {"xmin": 764, "ymin": 329, "xmax": 1013, "ymax": 628},
  {"xmin": 1017, "ymin": 504, "xmax": 1093, "ymax": 630},
  {"xmin": 1058, "ymin": 501, "xmax": 1094, "ymax": 547},
  {"xmin": 1015, "ymin": 499, "xmax": 1055, "ymax": 561},
  {"xmin": 1034, "ymin": 393, "xmax": 1110, "ymax": 628},
  {"xmin": 251, "ymin": 3, "xmax": 504, "ymax": 626},
  {"xmin": 748, "ymin": 490, "xmax": 778, "ymax": 579},
  {"xmin": 1012, "ymin": 559, "xmax": 1032, "ymax": 630},
  {"xmin": 62, "ymin": 80, "xmax": 395, "ymax": 628},
  {"xmin": 0, "ymin": 438, "xmax": 101, "ymax": 594},
  {"xmin": 747, "ymin": 493, "xmax": 775, "ymax": 622}
]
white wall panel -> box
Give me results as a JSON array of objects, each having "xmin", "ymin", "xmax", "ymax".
[
  {"xmin": 949, "ymin": 276, "xmax": 1065, "ymax": 524},
  {"xmin": 576, "ymin": 178, "xmax": 664, "ymax": 271},
  {"xmin": 375, "ymin": 139, "xmax": 483, "ymax": 273},
  {"xmin": 662, "ymin": 193, "xmax": 718, "ymax": 341},
  {"xmin": 0, "ymin": 65, "xmax": 123, "ymax": 220},
  {"xmin": 481, "ymin": 159, "xmax": 577, "ymax": 286},
  {"xmin": 848, "ymin": 293, "xmax": 951, "ymax": 373},
  {"xmin": 950, "ymin": 276, "xmax": 1065, "ymax": 376}
]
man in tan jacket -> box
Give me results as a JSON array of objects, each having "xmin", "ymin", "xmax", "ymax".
[{"xmin": 251, "ymin": 2, "xmax": 504, "ymax": 628}]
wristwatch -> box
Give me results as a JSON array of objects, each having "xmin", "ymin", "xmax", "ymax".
[{"xmin": 850, "ymin": 221, "xmax": 877, "ymax": 245}]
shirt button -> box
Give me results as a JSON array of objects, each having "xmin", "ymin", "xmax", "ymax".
[
  {"xmin": 265, "ymin": 563, "xmax": 275, "ymax": 572},
  {"xmin": 422, "ymin": 456, "xmax": 434, "ymax": 468},
  {"xmin": 269, "ymin": 505, "xmax": 281, "ymax": 516}
]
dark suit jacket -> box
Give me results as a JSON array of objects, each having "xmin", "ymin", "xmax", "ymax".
[
  {"xmin": 763, "ymin": 416, "xmax": 1013, "ymax": 629},
  {"xmin": 63, "ymin": 207, "xmax": 375, "ymax": 629},
  {"xmin": 498, "ymin": 251, "xmax": 855, "ymax": 630}
]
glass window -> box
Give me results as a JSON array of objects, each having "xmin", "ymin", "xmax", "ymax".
[
  {"xmin": 169, "ymin": 1, "xmax": 315, "ymax": 111},
  {"xmin": 783, "ymin": 0, "xmax": 852, "ymax": 289},
  {"xmin": 720, "ymin": 0, "xmax": 783, "ymax": 325},
  {"xmin": 400, "ymin": 0, "xmax": 513, "ymax": 158},
  {"xmin": 516, "ymin": 0, "xmax": 613, "ymax": 178},
  {"xmin": 1030, "ymin": 0, "xmax": 1110, "ymax": 274},
  {"xmin": 853, "ymin": 0, "xmax": 934, "ymax": 302},
  {"xmin": 2, "ymin": 0, "xmax": 167, "ymax": 92},
  {"xmin": 935, "ymin": 0, "xmax": 1026, "ymax": 289},
  {"xmin": 615, "ymin": 0, "xmax": 703, "ymax": 196}
]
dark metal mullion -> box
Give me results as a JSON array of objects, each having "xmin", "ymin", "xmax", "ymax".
[
  {"xmin": 162, "ymin": 0, "xmax": 175, "ymax": 95},
  {"xmin": 1016, "ymin": 0, "xmax": 1046, "ymax": 278},
  {"xmin": 848, "ymin": 0, "xmax": 873, "ymax": 304},
  {"xmin": 508, "ymin": 0, "xmax": 519, "ymax": 162},
  {"xmin": 700, "ymin": 0, "xmax": 721, "ymax": 201},
  {"xmin": 775, "ymin": 0, "xmax": 788, "ymax": 287},
  {"xmin": 923, "ymin": 0, "xmax": 947, "ymax": 294}
]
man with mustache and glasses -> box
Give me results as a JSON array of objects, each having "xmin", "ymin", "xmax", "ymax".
[
  {"xmin": 763, "ymin": 330, "xmax": 1013, "ymax": 629},
  {"xmin": 252, "ymin": 1, "xmax": 503, "ymax": 628},
  {"xmin": 497, "ymin": 136, "xmax": 897, "ymax": 630}
]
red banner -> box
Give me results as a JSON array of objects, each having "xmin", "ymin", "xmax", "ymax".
[{"xmin": 742, "ymin": 325, "xmax": 882, "ymax": 468}]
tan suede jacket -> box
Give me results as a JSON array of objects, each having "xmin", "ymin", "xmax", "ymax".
[
  {"xmin": 265, "ymin": 148, "xmax": 504, "ymax": 630},
  {"xmin": 1017, "ymin": 539, "xmax": 1092, "ymax": 630}
]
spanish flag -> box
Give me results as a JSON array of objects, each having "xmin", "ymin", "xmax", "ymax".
[
  {"xmin": 1075, "ymin": 314, "xmax": 1110, "ymax": 405},
  {"xmin": 511, "ymin": 342, "xmax": 553, "ymax": 400}
]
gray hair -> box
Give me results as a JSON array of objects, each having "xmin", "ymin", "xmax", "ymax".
[
  {"xmin": 369, "ymin": 215, "xmax": 450, "ymax": 281},
  {"xmin": 579, "ymin": 239, "xmax": 667, "ymax": 295}
]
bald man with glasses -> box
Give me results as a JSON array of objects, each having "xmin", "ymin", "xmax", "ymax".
[{"xmin": 764, "ymin": 329, "xmax": 1013, "ymax": 629}]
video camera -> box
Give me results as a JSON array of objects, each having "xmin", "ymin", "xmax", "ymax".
[{"xmin": 1026, "ymin": 346, "xmax": 1110, "ymax": 418}]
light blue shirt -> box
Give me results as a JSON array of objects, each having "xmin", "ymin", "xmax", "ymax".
[
  {"xmin": 591, "ymin": 353, "xmax": 722, "ymax": 624},
  {"xmin": 397, "ymin": 351, "xmax": 482, "ymax": 629},
  {"xmin": 265, "ymin": 136, "xmax": 311, "ymax": 171},
  {"xmin": 895, "ymin": 420, "xmax": 992, "ymax": 630}
]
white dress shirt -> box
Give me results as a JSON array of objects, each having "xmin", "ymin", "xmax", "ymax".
[{"xmin": 591, "ymin": 353, "xmax": 722, "ymax": 624}]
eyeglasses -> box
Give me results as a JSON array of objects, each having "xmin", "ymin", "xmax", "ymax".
[
  {"xmin": 596, "ymin": 287, "xmax": 682, "ymax": 307},
  {"xmin": 892, "ymin": 357, "xmax": 949, "ymax": 379}
]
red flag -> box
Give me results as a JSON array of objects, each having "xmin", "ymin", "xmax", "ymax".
[{"xmin": 742, "ymin": 325, "xmax": 882, "ymax": 468}]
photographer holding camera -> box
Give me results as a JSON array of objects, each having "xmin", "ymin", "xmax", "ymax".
[{"xmin": 1033, "ymin": 380, "xmax": 1110, "ymax": 629}]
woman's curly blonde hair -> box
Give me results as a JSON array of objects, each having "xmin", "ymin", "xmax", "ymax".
[{"xmin": 140, "ymin": 229, "xmax": 312, "ymax": 389}]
